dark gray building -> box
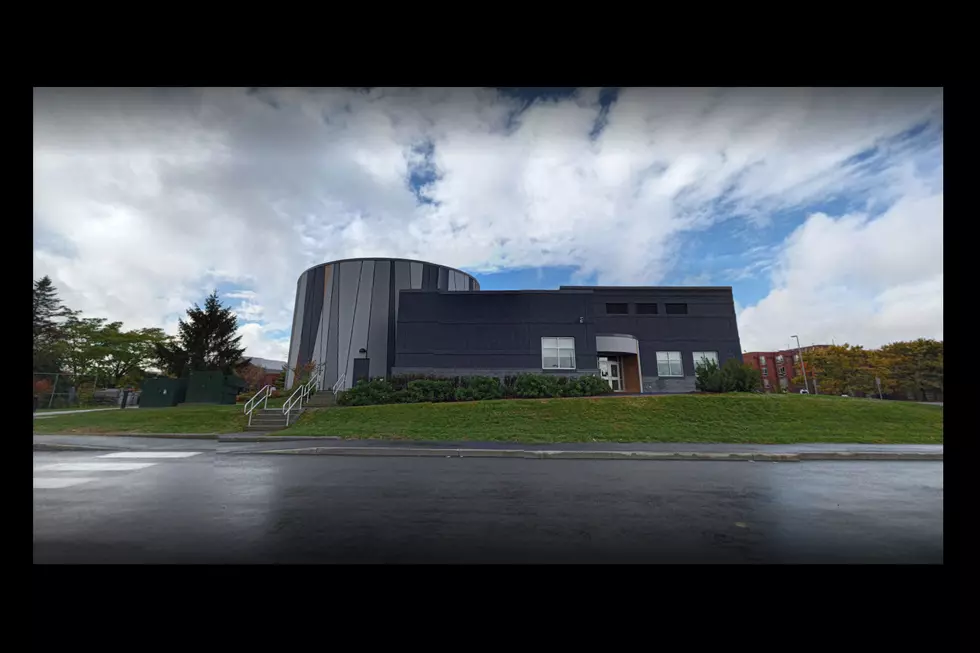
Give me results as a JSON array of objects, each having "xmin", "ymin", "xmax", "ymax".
[
  {"xmin": 286, "ymin": 258, "xmax": 478, "ymax": 390},
  {"xmin": 286, "ymin": 258, "xmax": 742, "ymax": 394},
  {"xmin": 392, "ymin": 285, "xmax": 742, "ymax": 393}
]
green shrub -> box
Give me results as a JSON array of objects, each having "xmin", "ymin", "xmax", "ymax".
[
  {"xmin": 695, "ymin": 358, "xmax": 761, "ymax": 393},
  {"xmin": 407, "ymin": 379, "xmax": 457, "ymax": 403},
  {"xmin": 337, "ymin": 373, "xmax": 611, "ymax": 406},
  {"xmin": 454, "ymin": 376, "xmax": 505, "ymax": 402},
  {"xmin": 574, "ymin": 374, "xmax": 613, "ymax": 396},
  {"xmin": 337, "ymin": 378, "xmax": 396, "ymax": 406}
]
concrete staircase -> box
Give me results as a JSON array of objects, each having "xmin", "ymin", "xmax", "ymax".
[
  {"xmin": 303, "ymin": 390, "xmax": 338, "ymax": 408},
  {"xmin": 246, "ymin": 408, "xmax": 298, "ymax": 432}
]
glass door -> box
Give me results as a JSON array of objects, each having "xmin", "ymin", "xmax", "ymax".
[{"xmin": 598, "ymin": 356, "xmax": 621, "ymax": 391}]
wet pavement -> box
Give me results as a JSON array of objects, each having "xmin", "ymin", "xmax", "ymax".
[{"xmin": 33, "ymin": 449, "xmax": 943, "ymax": 564}]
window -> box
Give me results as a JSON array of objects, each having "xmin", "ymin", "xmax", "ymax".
[
  {"xmin": 764, "ymin": 379, "xmax": 771, "ymax": 388},
  {"xmin": 778, "ymin": 366, "xmax": 786, "ymax": 378},
  {"xmin": 665, "ymin": 303, "xmax": 688, "ymax": 315},
  {"xmin": 605, "ymin": 302, "xmax": 628, "ymax": 315},
  {"xmin": 636, "ymin": 302, "xmax": 658, "ymax": 315},
  {"xmin": 656, "ymin": 351, "xmax": 684, "ymax": 377},
  {"xmin": 692, "ymin": 351, "xmax": 719, "ymax": 368},
  {"xmin": 759, "ymin": 355, "xmax": 767, "ymax": 365},
  {"xmin": 762, "ymin": 367, "xmax": 768, "ymax": 377},
  {"xmin": 542, "ymin": 337, "xmax": 576, "ymax": 370},
  {"xmin": 793, "ymin": 354, "xmax": 800, "ymax": 363},
  {"xmin": 775, "ymin": 354, "xmax": 784, "ymax": 363}
]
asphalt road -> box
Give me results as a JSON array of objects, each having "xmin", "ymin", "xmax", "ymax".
[{"xmin": 33, "ymin": 450, "xmax": 943, "ymax": 564}]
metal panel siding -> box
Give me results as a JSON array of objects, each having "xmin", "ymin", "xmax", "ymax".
[
  {"xmin": 386, "ymin": 262, "xmax": 397, "ymax": 377},
  {"xmin": 421, "ymin": 264, "xmax": 437, "ymax": 290},
  {"xmin": 393, "ymin": 260, "xmax": 413, "ymax": 321},
  {"xmin": 344, "ymin": 261, "xmax": 375, "ymax": 384},
  {"xmin": 310, "ymin": 313, "xmax": 323, "ymax": 375},
  {"xmin": 336, "ymin": 261, "xmax": 361, "ymax": 389},
  {"xmin": 438, "ymin": 267, "xmax": 448, "ymax": 291},
  {"xmin": 325, "ymin": 266, "xmax": 341, "ymax": 389},
  {"xmin": 368, "ymin": 260, "xmax": 391, "ymax": 378},
  {"xmin": 286, "ymin": 272, "xmax": 308, "ymax": 389},
  {"xmin": 299, "ymin": 265, "xmax": 324, "ymax": 367},
  {"xmin": 318, "ymin": 264, "xmax": 334, "ymax": 374},
  {"xmin": 409, "ymin": 262, "xmax": 422, "ymax": 289}
]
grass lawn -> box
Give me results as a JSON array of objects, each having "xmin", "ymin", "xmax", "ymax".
[
  {"xmin": 279, "ymin": 393, "xmax": 943, "ymax": 444},
  {"xmin": 33, "ymin": 404, "xmax": 246, "ymax": 434}
]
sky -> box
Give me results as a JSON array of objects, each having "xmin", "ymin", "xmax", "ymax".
[{"xmin": 33, "ymin": 87, "xmax": 943, "ymax": 361}]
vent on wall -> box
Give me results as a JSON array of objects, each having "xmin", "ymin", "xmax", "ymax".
[
  {"xmin": 605, "ymin": 303, "xmax": 628, "ymax": 315},
  {"xmin": 636, "ymin": 303, "xmax": 658, "ymax": 314},
  {"xmin": 665, "ymin": 303, "xmax": 688, "ymax": 315}
]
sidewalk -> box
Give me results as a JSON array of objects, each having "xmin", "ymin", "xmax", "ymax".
[
  {"xmin": 221, "ymin": 437, "xmax": 942, "ymax": 461},
  {"xmin": 33, "ymin": 433, "xmax": 942, "ymax": 461},
  {"xmin": 34, "ymin": 408, "xmax": 120, "ymax": 418},
  {"xmin": 33, "ymin": 434, "xmax": 217, "ymax": 452}
]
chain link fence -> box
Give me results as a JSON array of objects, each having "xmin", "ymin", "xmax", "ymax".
[{"xmin": 32, "ymin": 373, "xmax": 137, "ymax": 411}]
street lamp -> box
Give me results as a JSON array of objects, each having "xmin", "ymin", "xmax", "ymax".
[{"xmin": 791, "ymin": 335, "xmax": 811, "ymax": 394}]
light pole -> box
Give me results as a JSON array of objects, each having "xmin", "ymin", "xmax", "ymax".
[{"xmin": 791, "ymin": 335, "xmax": 811, "ymax": 395}]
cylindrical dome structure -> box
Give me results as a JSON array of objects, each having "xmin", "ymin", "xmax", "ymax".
[{"xmin": 286, "ymin": 257, "xmax": 480, "ymax": 390}]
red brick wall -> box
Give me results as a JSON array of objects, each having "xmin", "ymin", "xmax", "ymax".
[{"xmin": 742, "ymin": 349, "xmax": 806, "ymax": 393}]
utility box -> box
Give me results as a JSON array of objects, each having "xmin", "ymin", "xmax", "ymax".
[
  {"xmin": 139, "ymin": 378, "xmax": 187, "ymax": 408},
  {"xmin": 185, "ymin": 371, "xmax": 246, "ymax": 405}
]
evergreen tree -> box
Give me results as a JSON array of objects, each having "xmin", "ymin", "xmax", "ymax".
[
  {"xmin": 154, "ymin": 291, "xmax": 250, "ymax": 376},
  {"xmin": 33, "ymin": 275, "xmax": 72, "ymax": 373}
]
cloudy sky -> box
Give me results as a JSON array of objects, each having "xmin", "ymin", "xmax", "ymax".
[{"xmin": 33, "ymin": 87, "xmax": 943, "ymax": 360}]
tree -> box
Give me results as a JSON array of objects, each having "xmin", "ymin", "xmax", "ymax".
[
  {"xmin": 57, "ymin": 315, "xmax": 108, "ymax": 384},
  {"xmin": 238, "ymin": 362, "xmax": 268, "ymax": 391},
  {"xmin": 94, "ymin": 324, "xmax": 168, "ymax": 387},
  {"xmin": 154, "ymin": 291, "xmax": 249, "ymax": 376},
  {"xmin": 33, "ymin": 275, "xmax": 72, "ymax": 373},
  {"xmin": 878, "ymin": 339, "xmax": 943, "ymax": 401}
]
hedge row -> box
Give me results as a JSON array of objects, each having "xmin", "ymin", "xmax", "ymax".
[{"xmin": 337, "ymin": 373, "xmax": 612, "ymax": 406}]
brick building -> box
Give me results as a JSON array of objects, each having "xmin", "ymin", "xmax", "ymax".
[{"xmin": 742, "ymin": 346, "xmax": 827, "ymax": 393}]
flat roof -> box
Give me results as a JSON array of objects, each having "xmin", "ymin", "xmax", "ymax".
[{"xmin": 559, "ymin": 285, "xmax": 733, "ymax": 291}]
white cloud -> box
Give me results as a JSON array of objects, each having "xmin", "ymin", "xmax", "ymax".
[
  {"xmin": 737, "ymin": 190, "xmax": 943, "ymax": 351},
  {"xmin": 33, "ymin": 87, "xmax": 942, "ymax": 357}
]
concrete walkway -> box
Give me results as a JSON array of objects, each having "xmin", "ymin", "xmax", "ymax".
[{"xmin": 34, "ymin": 408, "xmax": 126, "ymax": 418}]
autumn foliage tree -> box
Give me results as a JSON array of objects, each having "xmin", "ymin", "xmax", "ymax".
[{"xmin": 795, "ymin": 340, "xmax": 942, "ymax": 400}]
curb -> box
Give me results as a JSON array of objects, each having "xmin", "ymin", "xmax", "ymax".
[
  {"xmin": 33, "ymin": 433, "xmax": 218, "ymax": 440},
  {"xmin": 33, "ymin": 443, "xmax": 124, "ymax": 452},
  {"xmin": 233, "ymin": 446, "xmax": 943, "ymax": 462},
  {"xmin": 218, "ymin": 435, "xmax": 342, "ymax": 443}
]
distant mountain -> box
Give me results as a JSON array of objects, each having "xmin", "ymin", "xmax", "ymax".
[{"xmin": 248, "ymin": 357, "xmax": 286, "ymax": 373}]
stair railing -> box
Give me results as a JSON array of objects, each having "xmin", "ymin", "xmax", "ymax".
[
  {"xmin": 332, "ymin": 372, "xmax": 346, "ymax": 395},
  {"xmin": 282, "ymin": 373, "xmax": 322, "ymax": 424},
  {"xmin": 244, "ymin": 385, "xmax": 273, "ymax": 428}
]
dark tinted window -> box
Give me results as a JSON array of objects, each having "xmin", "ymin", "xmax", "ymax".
[
  {"xmin": 605, "ymin": 303, "xmax": 628, "ymax": 314},
  {"xmin": 665, "ymin": 303, "xmax": 688, "ymax": 315},
  {"xmin": 636, "ymin": 302, "xmax": 658, "ymax": 314}
]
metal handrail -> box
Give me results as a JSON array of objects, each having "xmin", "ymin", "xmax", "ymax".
[
  {"xmin": 332, "ymin": 373, "xmax": 346, "ymax": 395},
  {"xmin": 282, "ymin": 372, "xmax": 322, "ymax": 423},
  {"xmin": 244, "ymin": 385, "xmax": 273, "ymax": 427}
]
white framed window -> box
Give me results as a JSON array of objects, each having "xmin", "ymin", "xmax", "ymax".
[
  {"xmin": 776, "ymin": 354, "xmax": 785, "ymax": 363},
  {"xmin": 759, "ymin": 355, "xmax": 767, "ymax": 365},
  {"xmin": 656, "ymin": 351, "xmax": 684, "ymax": 377},
  {"xmin": 692, "ymin": 351, "xmax": 719, "ymax": 368},
  {"xmin": 778, "ymin": 366, "xmax": 786, "ymax": 377},
  {"xmin": 762, "ymin": 367, "xmax": 768, "ymax": 377},
  {"xmin": 793, "ymin": 354, "xmax": 800, "ymax": 363},
  {"xmin": 542, "ymin": 337, "xmax": 576, "ymax": 370}
]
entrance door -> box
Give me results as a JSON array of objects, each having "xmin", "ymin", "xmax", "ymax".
[{"xmin": 599, "ymin": 356, "xmax": 622, "ymax": 392}]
